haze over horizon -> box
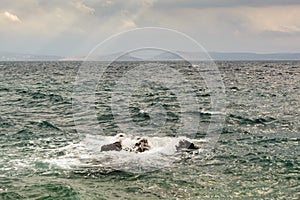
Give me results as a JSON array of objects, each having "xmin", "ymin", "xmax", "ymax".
[{"xmin": 1, "ymin": 0, "xmax": 300, "ymax": 56}]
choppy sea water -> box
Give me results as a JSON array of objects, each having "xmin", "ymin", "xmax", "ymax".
[{"xmin": 0, "ymin": 61, "xmax": 299, "ymax": 199}]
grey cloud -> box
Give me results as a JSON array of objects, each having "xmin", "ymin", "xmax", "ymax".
[
  {"xmin": 152, "ymin": 0, "xmax": 300, "ymax": 9},
  {"xmin": 260, "ymin": 30, "xmax": 300, "ymax": 37},
  {"xmin": 1, "ymin": 0, "xmax": 300, "ymax": 55}
]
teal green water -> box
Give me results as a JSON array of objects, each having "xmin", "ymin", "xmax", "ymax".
[{"xmin": 0, "ymin": 61, "xmax": 299, "ymax": 199}]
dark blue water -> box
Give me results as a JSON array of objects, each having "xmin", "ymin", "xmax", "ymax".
[{"xmin": 0, "ymin": 61, "xmax": 299, "ymax": 199}]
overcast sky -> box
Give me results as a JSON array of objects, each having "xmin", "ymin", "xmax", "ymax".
[{"xmin": 1, "ymin": 0, "xmax": 300, "ymax": 56}]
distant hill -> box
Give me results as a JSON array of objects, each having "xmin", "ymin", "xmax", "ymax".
[
  {"xmin": 152, "ymin": 51, "xmax": 300, "ymax": 61},
  {"xmin": 151, "ymin": 51, "xmax": 208, "ymax": 61},
  {"xmin": 62, "ymin": 52, "xmax": 300, "ymax": 61},
  {"xmin": 61, "ymin": 52, "xmax": 142, "ymax": 61},
  {"xmin": 209, "ymin": 52, "xmax": 300, "ymax": 61},
  {"xmin": 1, "ymin": 51, "xmax": 300, "ymax": 61},
  {"xmin": 0, "ymin": 52, "xmax": 63, "ymax": 61}
]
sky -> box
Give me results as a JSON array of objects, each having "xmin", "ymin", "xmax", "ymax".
[{"xmin": 1, "ymin": 0, "xmax": 300, "ymax": 56}]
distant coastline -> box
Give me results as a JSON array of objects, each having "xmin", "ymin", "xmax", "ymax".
[{"xmin": 1, "ymin": 51, "xmax": 300, "ymax": 61}]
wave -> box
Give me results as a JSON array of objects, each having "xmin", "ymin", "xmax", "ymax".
[
  {"xmin": 0, "ymin": 117, "xmax": 15, "ymax": 128},
  {"xmin": 15, "ymin": 90, "xmax": 65, "ymax": 103},
  {"xmin": 29, "ymin": 121, "xmax": 61, "ymax": 131},
  {"xmin": 45, "ymin": 134, "xmax": 206, "ymax": 173},
  {"xmin": 200, "ymin": 110, "xmax": 226, "ymax": 116},
  {"xmin": 0, "ymin": 87, "xmax": 9, "ymax": 92},
  {"xmin": 228, "ymin": 114, "xmax": 277, "ymax": 125}
]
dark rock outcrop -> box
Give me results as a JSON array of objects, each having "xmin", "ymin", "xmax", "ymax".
[
  {"xmin": 100, "ymin": 141, "xmax": 122, "ymax": 152},
  {"xmin": 175, "ymin": 140, "xmax": 199, "ymax": 151},
  {"xmin": 133, "ymin": 138, "xmax": 150, "ymax": 153},
  {"xmin": 100, "ymin": 135, "xmax": 199, "ymax": 153}
]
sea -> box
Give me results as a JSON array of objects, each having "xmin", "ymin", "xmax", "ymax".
[{"xmin": 0, "ymin": 61, "xmax": 299, "ymax": 199}]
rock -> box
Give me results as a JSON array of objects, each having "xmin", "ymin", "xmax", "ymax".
[
  {"xmin": 100, "ymin": 134, "xmax": 198, "ymax": 153},
  {"xmin": 133, "ymin": 138, "xmax": 150, "ymax": 153},
  {"xmin": 175, "ymin": 139, "xmax": 199, "ymax": 151},
  {"xmin": 100, "ymin": 141, "xmax": 122, "ymax": 152},
  {"xmin": 100, "ymin": 136, "xmax": 151, "ymax": 153}
]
